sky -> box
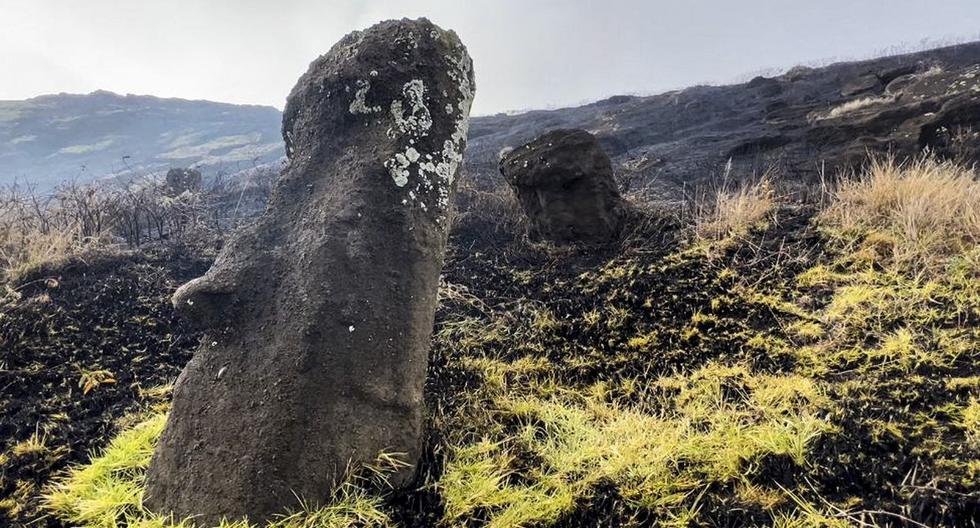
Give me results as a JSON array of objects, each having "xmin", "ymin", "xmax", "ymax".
[{"xmin": 2, "ymin": 1, "xmax": 979, "ymax": 116}]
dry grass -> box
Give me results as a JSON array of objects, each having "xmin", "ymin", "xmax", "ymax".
[
  {"xmin": 453, "ymin": 177, "xmax": 526, "ymax": 239},
  {"xmin": 819, "ymin": 156, "xmax": 980, "ymax": 272},
  {"xmin": 822, "ymin": 95, "xmax": 896, "ymax": 119},
  {"xmin": 0, "ymin": 220, "xmax": 97, "ymax": 283},
  {"xmin": 693, "ymin": 175, "xmax": 776, "ymax": 244},
  {"xmin": 960, "ymin": 397, "xmax": 980, "ymax": 447},
  {"xmin": 11, "ymin": 428, "xmax": 49, "ymax": 458}
]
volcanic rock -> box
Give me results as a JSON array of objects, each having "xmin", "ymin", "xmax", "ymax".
[
  {"xmin": 840, "ymin": 72, "xmax": 883, "ymax": 97},
  {"xmin": 807, "ymin": 63, "xmax": 980, "ymax": 162},
  {"xmin": 499, "ymin": 129, "xmax": 627, "ymax": 243},
  {"xmin": 144, "ymin": 17, "xmax": 474, "ymax": 524}
]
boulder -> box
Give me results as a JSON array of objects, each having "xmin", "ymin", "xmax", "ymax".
[
  {"xmin": 164, "ymin": 167, "xmax": 202, "ymax": 195},
  {"xmin": 884, "ymin": 73, "xmax": 918, "ymax": 94},
  {"xmin": 747, "ymin": 76, "xmax": 784, "ymax": 97},
  {"xmin": 499, "ymin": 129, "xmax": 627, "ymax": 242},
  {"xmin": 144, "ymin": 17, "xmax": 474, "ymax": 524},
  {"xmin": 841, "ymin": 65, "xmax": 918, "ymax": 97}
]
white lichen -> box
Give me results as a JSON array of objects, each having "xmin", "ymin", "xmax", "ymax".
[
  {"xmin": 349, "ymin": 80, "xmax": 381, "ymax": 115},
  {"xmin": 381, "ymin": 42, "xmax": 474, "ymax": 212},
  {"xmin": 389, "ymin": 80, "xmax": 432, "ymax": 137}
]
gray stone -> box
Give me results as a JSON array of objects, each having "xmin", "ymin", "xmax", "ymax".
[
  {"xmin": 499, "ymin": 129, "xmax": 627, "ymax": 243},
  {"xmin": 144, "ymin": 17, "xmax": 474, "ymax": 525}
]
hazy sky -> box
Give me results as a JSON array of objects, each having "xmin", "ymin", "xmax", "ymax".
[{"xmin": 2, "ymin": 1, "xmax": 979, "ymax": 115}]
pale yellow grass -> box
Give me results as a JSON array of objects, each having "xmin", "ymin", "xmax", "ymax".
[
  {"xmin": 694, "ymin": 177, "xmax": 776, "ymax": 243},
  {"xmin": 824, "ymin": 95, "xmax": 895, "ymax": 119},
  {"xmin": 1, "ymin": 226, "xmax": 74, "ymax": 282},
  {"xmin": 0, "ymin": 219, "xmax": 106, "ymax": 283},
  {"xmin": 819, "ymin": 156, "xmax": 980, "ymax": 271}
]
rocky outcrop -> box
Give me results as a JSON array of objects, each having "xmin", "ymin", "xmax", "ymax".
[
  {"xmin": 144, "ymin": 18, "xmax": 474, "ymax": 525},
  {"xmin": 499, "ymin": 129, "xmax": 627, "ymax": 242},
  {"xmin": 807, "ymin": 64, "xmax": 980, "ymax": 166}
]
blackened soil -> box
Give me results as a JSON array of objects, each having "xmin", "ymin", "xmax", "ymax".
[
  {"xmin": 407, "ymin": 207, "xmax": 826, "ymax": 528},
  {"xmin": 0, "ymin": 249, "xmax": 210, "ymax": 527},
  {"xmin": 5, "ymin": 205, "xmax": 977, "ymax": 528}
]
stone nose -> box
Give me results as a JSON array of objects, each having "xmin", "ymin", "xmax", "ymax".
[{"xmin": 171, "ymin": 273, "xmax": 238, "ymax": 330}]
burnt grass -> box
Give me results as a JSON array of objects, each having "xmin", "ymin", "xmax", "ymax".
[
  {"xmin": 408, "ymin": 207, "xmax": 830, "ymax": 528},
  {"xmin": 1, "ymin": 206, "xmax": 978, "ymax": 527},
  {"xmin": 0, "ymin": 249, "xmax": 211, "ymax": 527}
]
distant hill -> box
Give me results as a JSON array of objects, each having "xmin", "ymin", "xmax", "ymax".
[
  {"xmin": 3, "ymin": 41, "xmax": 980, "ymax": 193},
  {"xmin": 0, "ymin": 91, "xmax": 283, "ymax": 189}
]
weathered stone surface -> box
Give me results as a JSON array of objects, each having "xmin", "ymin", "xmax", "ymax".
[
  {"xmin": 840, "ymin": 72, "xmax": 882, "ymax": 97},
  {"xmin": 164, "ymin": 167, "xmax": 202, "ymax": 195},
  {"xmin": 499, "ymin": 129, "xmax": 627, "ymax": 242},
  {"xmin": 806, "ymin": 64, "xmax": 980, "ymax": 163},
  {"xmin": 144, "ymin": 18, "xmax": 474, "ymax": 524}
]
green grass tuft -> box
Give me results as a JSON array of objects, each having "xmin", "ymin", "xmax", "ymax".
[{"xmin": 42, "ymin": 412, "xmax": 393, "ymax": 528}]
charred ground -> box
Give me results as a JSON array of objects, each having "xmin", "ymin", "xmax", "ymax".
[
  {"xmin": 0, "ymin": 250, "xmax": 210, "ymax": 526},
  {"xmin": 6, "ymin": 172, "xmax": 977, "ymax": 527}
]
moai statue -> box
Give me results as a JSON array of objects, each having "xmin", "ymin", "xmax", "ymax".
[{"xmin": 144, "ymin": 18, "xmax": 474, "ymax": 524}]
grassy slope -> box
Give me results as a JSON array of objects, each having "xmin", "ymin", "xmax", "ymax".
[{"xmin": 15, "ymin": 159, "xmax": 980, "ymax": 527}]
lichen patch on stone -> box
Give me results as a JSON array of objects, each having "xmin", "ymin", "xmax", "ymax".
[
  {"xmin": 381, "ymin": 42, "xmax": 474, "ymax": 214},
  {"xmin": 389, "ymin": 80, "xmax": 433, "ymax": 137},
  {"xmin": 349, "ymin": 80, "xmax": 382, "ymax": 115}
]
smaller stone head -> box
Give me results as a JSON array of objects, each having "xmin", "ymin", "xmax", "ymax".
[{"xmin": 499, "ymin": 128, "xmax": 627, "ymax": 243}]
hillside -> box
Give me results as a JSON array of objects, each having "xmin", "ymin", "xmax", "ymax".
[
  {"xmin": 465, "ymin": 40, "xmax": 980, "ymax": 194},
  {"xmin": 4, "ymin": 158, "xmax": 979, "ymax": 527},
  {"xmin": 3, "ymin": 42, "xmax": 980, "ymax": 193},
  {"xmin": 0, "ymin": 91, "xmax": 284, "ymax": 189}
]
